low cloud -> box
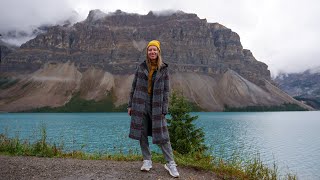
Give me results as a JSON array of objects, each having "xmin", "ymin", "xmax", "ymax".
[
  {"xmin": 151, "ymin": 10, "xmax": 183, "ymax": 16},
  {"xmin": 1, "ymin": 0, "xmax": 319, "ymax": 75}
]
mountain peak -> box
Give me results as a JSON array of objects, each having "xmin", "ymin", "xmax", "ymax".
[
  {"xmin": 86, "ymin": 9, "xmax": 107, "ymax": 22},
  {"xmin": 3, "ymin": 9, "xmax": 270, "ymax": 86},
  {"xmin": 0, "ymin": 9, "xmax": 311, "ymax": 111}
]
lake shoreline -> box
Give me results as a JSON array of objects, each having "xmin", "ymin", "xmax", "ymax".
[
  {"xmin": 0, "ymin": 155, "xmax": 219, "ymax": 180},
  {"xmin": 1, "ymin": 112, "xmax": 318, "ymax": 179}
]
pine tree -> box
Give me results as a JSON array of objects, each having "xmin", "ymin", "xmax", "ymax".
[{"xmin": 167, "ymin": 91, "xmax": 207, "ymax": 154}]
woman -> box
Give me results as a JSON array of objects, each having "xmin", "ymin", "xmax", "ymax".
[{"xmin": 127, "ymin": 40, "xmax": 179, "ymax": 178}]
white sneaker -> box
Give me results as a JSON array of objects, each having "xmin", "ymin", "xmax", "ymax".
[
  {"xmin": 164, "ymin": 161, "xmax": 180, "ymax": 178},
  {"xmin": 141, "ymin": 160, "xmax": 152, "ymax": 171}
]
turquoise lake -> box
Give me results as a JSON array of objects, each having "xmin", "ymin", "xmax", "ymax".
[{"xmin": 0, "ymin": 112, "xmax": 319, "ymax": 179}]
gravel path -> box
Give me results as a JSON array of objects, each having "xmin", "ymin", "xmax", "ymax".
[{"xmin": 0, "ymin": 155, "xmax": 219, "ymax": 180}]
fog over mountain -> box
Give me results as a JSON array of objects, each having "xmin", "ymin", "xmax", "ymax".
[
  {"xmin": 1, "ymin": 0, "xmax": 320, "ymax": 75},
  {"xmin": 274, "ymin": 66, "xmax": 320, "ymax": 109},
  {"xmin": 0, "ymin": 10, "xmax": 312, "ymax": 112}
]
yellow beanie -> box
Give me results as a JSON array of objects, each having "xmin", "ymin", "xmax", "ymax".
[{"xmin": 147, "ymin": 40, "xmax": 161, "ymax": 51}]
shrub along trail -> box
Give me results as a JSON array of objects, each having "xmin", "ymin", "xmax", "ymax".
[{"xmin": 0, "ymin": 155, "xmax": 219, "ymax": 180}]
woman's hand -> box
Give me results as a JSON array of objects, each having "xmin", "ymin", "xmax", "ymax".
[{"xmin": 128, "ymin": 108, "xmax": 132, "ymax": 116}]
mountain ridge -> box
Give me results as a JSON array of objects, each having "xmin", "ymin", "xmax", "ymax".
[
  {"xmin": 0, "ymin": 10, "xmax": 311, "ymax": 112},
  {"xmin": 275, "ymin": 67, "xmax": 320, "ymax": 109}
]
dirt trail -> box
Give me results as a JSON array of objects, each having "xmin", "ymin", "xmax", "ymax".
[{"xmin": 0, "ymin": 155, "xmax": 219, "ymax": 180}]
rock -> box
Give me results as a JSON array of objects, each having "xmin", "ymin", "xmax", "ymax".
[
  {"xmin": 0, "ymin": 40, "xmax": 17, "ymax": 62},
  {"xmin": 2, "ymin": 10, "xmax": 269, "ymax": 80},
  {"xmin": 0, "ymin": 10, "xmax": 310, "ymax": 111},
  {"xmin": 275, "ymin": 68, "xmax": 320, "ymax": 109}
]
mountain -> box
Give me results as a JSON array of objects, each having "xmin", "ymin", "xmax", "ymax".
[
  {"xmin": 0, "ymin": 38, "xmax": 17, "ymax": 62},
  {"xmin": 0, "ymin": 10, "xmax": 311, "ymax": 112},
  {"xmin": 275, "ymin": 67, "xmax": 320, "ymax": 109},
  {"xmin": 0, "ymin": 10, "xmax": 79, "ymax": 47}
]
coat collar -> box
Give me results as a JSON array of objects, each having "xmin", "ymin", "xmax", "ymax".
[
  {"xmin": 140, "ymin": 61, "xmax": 168, "ymax": 82},
  {"xmin": 154, "ymin": 62, "xmax": 168, "ymax": 82},
  {"xmin": 141, "ymin": 61, "xmax": 149, "ymax": 77}
]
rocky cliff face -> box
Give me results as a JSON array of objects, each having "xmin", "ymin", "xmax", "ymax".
[
  {"xmin": 275, "ymin": 67, "xmax": 320, "ymax": 109},
  {"xmin": 2, "ymin": 10, "xmax": 269, "ymax": 83},
  {"xmin": 0, "ymin": 40, "xmax": 17, "ymax": 63},
  {"xmin": 275, "ymin": 67, "xmax": 320, "ymax": 97},
  {"xmin": 0, "ymin": 10, "xmax": 310, "ymax": 112}
]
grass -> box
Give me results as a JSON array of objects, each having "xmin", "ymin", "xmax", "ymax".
[{"xmin": 0, "ymin": 127, "xmax": 297, "ymax": 180}]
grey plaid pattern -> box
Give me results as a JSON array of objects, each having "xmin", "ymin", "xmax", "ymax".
[{"xmin": 128, "ymin": 61, "xmax": 170, "ymax": 144}]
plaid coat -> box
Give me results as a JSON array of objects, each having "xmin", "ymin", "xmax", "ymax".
[{"xmin": 128, "ymin": 61, "xmax": 170, "ymax": 144}]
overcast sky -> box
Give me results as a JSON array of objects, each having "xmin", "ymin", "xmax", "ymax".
[{"xmin": 1, "ymin": 0, "xmax": 319, "ymax": 76}]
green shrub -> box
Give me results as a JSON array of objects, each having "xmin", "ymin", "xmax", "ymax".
[
  {"xmin": 224, "ymin": 103, "xmax": 307, "ymax": 112},
  {"xmin": 25, "ymin": 89, "xmax": 127, "ymax": 112},
  {"xmin": 167, "ymin": 91, "xmax": 207, "ymax": 154},
  {"xmin": 0, "ymin": 126, "xmax": 297, "ymax": 179}
]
